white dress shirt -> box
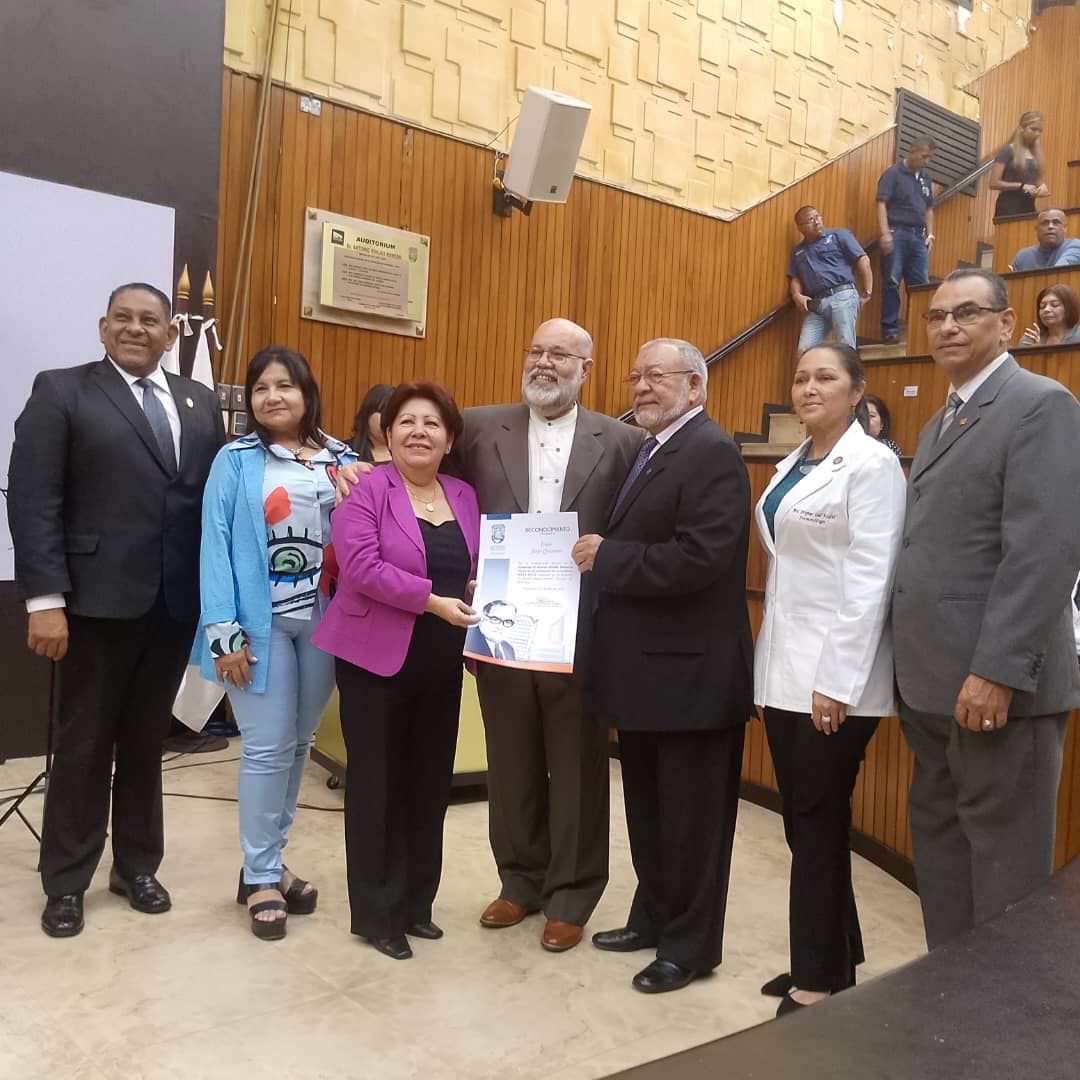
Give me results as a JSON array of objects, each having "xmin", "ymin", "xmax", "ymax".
[
  {"xmin": 26, "ymin": 358, "xmax": 182, "ymax": 614},
  {"xmin": 949, "ymin": 351, "xmax": 1011, "ymax": 405},
  {"xmin": 527, "ymin": 404, "xmax": 578, "ymax": 513},
  {"xmin": 108, "ymin": 355, "xmax": 182, "ymax": 464}
]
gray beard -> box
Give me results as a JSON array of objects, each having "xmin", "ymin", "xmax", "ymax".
[
  {"xmin": 521, "ymin": 371, "xmax": 581, "ymax": 413},
  {"xmin": 634, "ymin": 391, "xmax": 692, "ymax": 433}
]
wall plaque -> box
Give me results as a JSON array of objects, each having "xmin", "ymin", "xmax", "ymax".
[{"xmin": 301, "ymin": 208, "xmax": 430, "ymax": 337}]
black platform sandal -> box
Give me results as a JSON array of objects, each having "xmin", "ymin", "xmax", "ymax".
[
  {"xmin": 281, "ymin": 864, "xmax": 318, "ymax": 915},
  {"xmin": 236, "ymin": 870, "xmax": 287, "ymax": 941}
]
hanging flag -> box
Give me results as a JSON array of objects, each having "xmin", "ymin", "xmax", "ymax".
[
  {"xmin": 160, "ymin": 312, "xmax": 192, "ymax": 375},
  {"xmin": 172, "ymin": 270, "xmax": 227, "ymax": 733},
  {"xmin": 190, "ymin": 316, "xmax": 219, "ymax": 390}
]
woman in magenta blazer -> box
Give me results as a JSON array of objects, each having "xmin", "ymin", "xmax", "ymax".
[{"xmin": 313, "ymin": 381, "xmax": 480, "ymax": 961}]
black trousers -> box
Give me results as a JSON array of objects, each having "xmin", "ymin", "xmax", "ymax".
[
  {"xmin": 619, "ymin": 724, "xmax": 745, "ymax": 972},
  {"xmin": 336, "ymin": 656, "xmax": 461, "ymax": 939},
  {"xmin": 475, "ymin": 663, "xmax": 609, "ymax": 924},
  {"xmin": 763, "ymin": 707, "xmax": 879, "ymax": 992},
  {"xmin": 39, "ymin": 593, "xmax": 195, "ymax": 897}
]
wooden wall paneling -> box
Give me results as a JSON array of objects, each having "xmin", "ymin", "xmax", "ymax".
[
  {"xmin": 865, "ymin": 344, "xmax": 1080, "ymax": 456},
  {"xmin": 1067, "ymin": 163, "xmax": 1080, "ymax": 209},
  {"xmin": 905, "ymin": 286, "xmax": 933, "ymax": 355},
  {"xmin": 216, "ymin": 72, "xmax": 911, "ymax": 426}
]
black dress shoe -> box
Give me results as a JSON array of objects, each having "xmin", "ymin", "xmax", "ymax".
[
  {"xmin": 42, "ymin": 893, "xmax": 84, "ymax": 938},
  {"xmin": 406, "ymin": 921, "xmax": 443, "ymax": 940},
  {"xmin": 369, "ymin": 935, "xmax": 413, "ymax": 960},
  {"xmin": 591, "ymin": 927, "xmax": 657, "ymax": 953},
  {"xmin": 108, "ymin": 869, "xmax": 171, "ymax": 914},
  {"xmin": 760, "ymin": 971, "xmax": 793, "ymax": 998},
  {"xmin": 632, "ymin": 958, "xmax": 696, "ymax": 994}
]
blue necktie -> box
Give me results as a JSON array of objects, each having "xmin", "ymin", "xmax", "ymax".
[
  {"xmin": 612, "ymin": 436, "xmax": 658, "ymax": 513},
  {"xmin": 136, "ymin": 377, "xmax": 178, "ymax": 472}
]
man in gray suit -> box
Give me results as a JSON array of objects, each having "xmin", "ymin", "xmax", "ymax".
[
  {"xmin": 892, "ymin": 268, "xmax": 1080, "ymax": 950},
  {"xmin": 450, "ymin": 319, "xmax": 643, "ymax": 952}
]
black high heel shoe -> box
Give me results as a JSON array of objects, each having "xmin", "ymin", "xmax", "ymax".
[
  {"xmin": 281, "ymin": 864, "xmax": 318, "ymax": 915},
  {"xmin": 236, "ymin": 870, "xmax": 287, "ymax": 941},
  {"xmin": 760, "ymin": 972, "xmax": 793, "ymax": 998}
]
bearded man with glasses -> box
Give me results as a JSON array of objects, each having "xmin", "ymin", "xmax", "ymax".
[
  {"xmin": 892, "ymin": 268, "xmax": 1080, "ymax": 950},
  {"xmin": 446, "ymin": 318, "xmax": 643, "ymax": 952}
]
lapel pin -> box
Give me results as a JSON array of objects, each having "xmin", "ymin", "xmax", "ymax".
[
  {"xmin": 958, "ymin": 418, "xmax": 968, "ymax": 426},
  {"xmin": 185, "ymin": 397, "xmax": 194, "ymax": 408}
]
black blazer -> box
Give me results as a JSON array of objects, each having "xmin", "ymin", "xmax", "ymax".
[
  {"xmin": 7, "ymin": 358, "xmax": 225, "ymax": 621},
  {"xmin": 589, "ymin": 411, "xmax": 754, "ymax": 732}
]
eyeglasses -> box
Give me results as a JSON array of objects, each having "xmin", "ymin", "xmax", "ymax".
[
  {"xmin": 924, "ymin": 304, "xmax": 1006, "ymax": 328},
  {"xmin": 483, "ymin": 614, "xmax": 515, "ymax": 628},
  {"xmin": 624, "ymin": 369, "xmax": 695, "ymax": 388},
  {"xmin": 524, "ymin": 347, "xmax": 586, "ymax": 364}
]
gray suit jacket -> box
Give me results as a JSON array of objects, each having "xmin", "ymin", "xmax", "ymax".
[
  {"xmin": 449, "ymin": 402, "xmax": 644, "ymax": 531},
  {"xmin": 892, "ymin": 355, "xmax": 1080, "ymax": 717},
  {"xmin": 447, "ymin": 402, "xmax": 644, "ymax": 662}
]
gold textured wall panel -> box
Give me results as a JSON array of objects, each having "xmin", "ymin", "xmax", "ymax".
[{"xmin": 223, "ymin": 0, "xmax": 1030, "ymax": 218}]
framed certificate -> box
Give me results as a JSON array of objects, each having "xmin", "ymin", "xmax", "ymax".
[{"xmin": 463, "ymin": 512, "xmax": 581, "ymax": 674}]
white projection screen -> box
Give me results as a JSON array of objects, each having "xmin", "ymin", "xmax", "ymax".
[{"xmin": 0, "ymin": 171, "xmax": 175, "ymax": 579}]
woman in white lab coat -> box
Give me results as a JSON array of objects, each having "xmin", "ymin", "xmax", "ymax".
[{"xmin": 754, "ymin": 343, "xmax": 906, "ymax": 1018}]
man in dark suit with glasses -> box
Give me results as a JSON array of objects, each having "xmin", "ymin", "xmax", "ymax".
[{"xmin": 574, "ymin": 338, "xmax": 753, "ymax": 993}]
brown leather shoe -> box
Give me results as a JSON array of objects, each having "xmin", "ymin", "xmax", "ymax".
[
  {"xmin": 541, "ymin": 919, "xmax": 583, "ymax": 952},
  {"xmin": 480, "ymin": 898, "xmax": 531, "ymax": 928}
]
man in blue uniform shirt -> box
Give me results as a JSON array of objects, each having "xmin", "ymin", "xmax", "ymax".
[
  {"xmin": 787, "ymin": 206, "xmax": 872, "ymax": 355},
  {"xmin": 1010, "ymin": 209, "xmax": 1080, "ymax": 271},
  {"xmin": 877, "ymin": 138, "xmax": 936, "ymax": 343}
]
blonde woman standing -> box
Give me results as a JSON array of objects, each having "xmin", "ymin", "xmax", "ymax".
[{"xmin": 989, "ymin": 111, "xmax": 1049, "ymax": 218}]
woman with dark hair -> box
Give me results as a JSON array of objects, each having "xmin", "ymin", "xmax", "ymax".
[
  {"xmin": 989, "ymin": 111, "xmax": 1050, "ymax": 218},
  {"xmin": 349, "ymin": 383, "xmax": 395, "ymax": 462},
  {"xmin": 1020, "ymin": 284, "xmax": 1080, "ymax": 347},
  {"xmin": 313, "ymin": 382, "xmax": 480, "ymax": 960},
  {"xmin": 753, "ymin": 343, "xmax": 906, "ymax": 1016},
  {"xmin": 193, "ymin": 346, "xmax": 357, "ymax": 940},
  {"xmin": 861, "ymin": 394, "xmax": 902, "ymax": 457}
]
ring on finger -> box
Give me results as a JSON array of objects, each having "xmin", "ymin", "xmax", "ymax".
[{"xmin": 982, "ymin": 718, "xmax": 994, "ymax": 730}]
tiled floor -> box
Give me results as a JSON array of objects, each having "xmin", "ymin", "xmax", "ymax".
[{"xmin": 0, "ymin": 748, "xmax": 926, "ymax": 1079}]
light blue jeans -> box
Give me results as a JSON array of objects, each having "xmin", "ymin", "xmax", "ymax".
[
  {"xmin": 228, "ymin": 604, "xmax": 336, "ymax": 886},
  {"xmin": 797, "ymin": 287, "xmax": 861, "ymax": 355}
]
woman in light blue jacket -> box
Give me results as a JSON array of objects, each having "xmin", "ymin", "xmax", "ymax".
[{"xmin": 193, "ymin": 346, "xmax": 356, "ymax": 940}]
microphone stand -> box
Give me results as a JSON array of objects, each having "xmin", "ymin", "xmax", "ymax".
[{"xmin": 0, "ymin": 660, "xmax": 58, "ymax": 857}]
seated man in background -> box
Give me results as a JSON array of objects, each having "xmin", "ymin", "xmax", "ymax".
[
  {"xmin": 1009, "ymin": 208, "xmax": 1080, "ymax": 271},
  {"xmin": 788, "ymin": 206, "xmax": 872, "ymax": 355}
]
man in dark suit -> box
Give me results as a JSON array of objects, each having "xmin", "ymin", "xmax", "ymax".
[
  {"xmin": 7, "ymin": 282, "xmax": 225, "ymax": 937},
  {"xmin": 891, "ymin": 268, "xmax": 1080, "ymax": 949},
  {"xmin": 449, "ymin": 318, "xmax": 643, "ymax": 952},
  {"xmin": 573, "ymin": 337, "xmax": 753, "ymax": 993},
  {"xmin": 464, "ymin": 601, "xmax": 519, "ymax": 662}
]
